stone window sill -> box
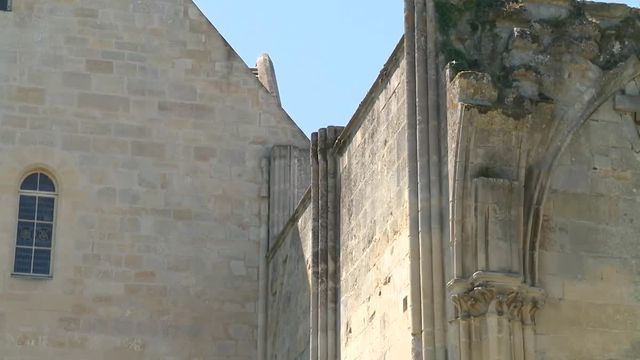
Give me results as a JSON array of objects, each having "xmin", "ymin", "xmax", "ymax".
[{"xmin": 11, "ymin": 273, "xmax": 53, "ymax": 280}]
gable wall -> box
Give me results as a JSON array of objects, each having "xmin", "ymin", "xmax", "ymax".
[{"xmin": 0, "ymin": 1, "xmax": 307, "ymax": 358}]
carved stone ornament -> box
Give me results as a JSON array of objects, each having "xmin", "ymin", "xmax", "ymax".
[{"xmin": 449, "ymin": 271, "xmax": 545, "ymax": 322}]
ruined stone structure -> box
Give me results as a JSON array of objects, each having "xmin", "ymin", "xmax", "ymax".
[
  {"xmin": 267, "ymin": 1, "xmax": 640, "ymax": 360},
  {"xmin": 2, "ymin": 0, "xmax": 640, "ymax": 359}
]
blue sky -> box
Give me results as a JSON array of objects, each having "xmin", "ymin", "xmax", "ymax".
[{"xmin": 194, "ymin": 1, "xmax": 639, "ymax": 135}]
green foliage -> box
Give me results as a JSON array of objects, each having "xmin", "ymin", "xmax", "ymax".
[
  {"xmin": 434, "ymin": 0, "xmax": 464, "ymax": 34},
  {"xmin": 442, "ymin": 42, "xmax": 472, "ymax": 72}
]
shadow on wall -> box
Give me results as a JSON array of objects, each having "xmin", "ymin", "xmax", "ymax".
[{"xmin": 267, "ymin": 223, "xmax": 311, "ymax": 359}]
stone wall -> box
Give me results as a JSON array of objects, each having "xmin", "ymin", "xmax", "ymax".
[
  {"xmin": 536, "ymin": 77, "xmax": 640, "ymax": 359},
  {"xmin": 0, "ymin": 0, "xmax": 308, "ymax": 358},
  {"xmin": 336, "ymin": 43, "xmax": 412, "ymax": 359},
  {"xmin": 265, "ymin": 41, "xmax": 411, "ymax": 360},
  {"xmin": 440, "ymin": 1, "xmax": 640, "ymax": 358},
  {"xmin": 266, "ymin": 195, "xmax": 313, "ymax": 360}
]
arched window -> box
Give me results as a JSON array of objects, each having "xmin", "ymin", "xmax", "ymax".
[
  {"xmin": 0, "ymin": 0, "xmax": 11, "ymax": 12},
  {"xmin": 13, "ymin": 172, "xmax": 57, "ymax": 277}
]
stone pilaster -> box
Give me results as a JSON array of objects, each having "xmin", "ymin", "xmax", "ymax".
[
  {"xmin": 269, "ymin": 145, "xmax": 310, "ymax": 245},
  {"xmin": 310, "ymin": 126, "xmax": 343, "ymax": 360}
]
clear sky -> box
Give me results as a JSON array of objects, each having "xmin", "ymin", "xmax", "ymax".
[{"xmin": 194, "ymin": 1, "xmax": 639, "ymax": 135}]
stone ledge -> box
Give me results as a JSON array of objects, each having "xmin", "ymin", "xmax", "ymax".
[{"xmin": 449, "ymin": 71, "xmax": 498, "ymax": 106}]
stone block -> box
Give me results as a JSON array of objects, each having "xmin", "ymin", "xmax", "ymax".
[
  {"xmin": 86, "ymin": 59, "xmax": 114, "ymax": 74},
  {"xmin": 230, "ymin": 260, "xmax": 247, "ymax": 276},
  {"xmin": 158, "ymin": 100, "xmax": 213, "ymax": 120},
  {"xmin": 101, "ymin": 50, "xmax": 126, "ymax": 61},
  {"xmin": 126, "ymin": 78, "xmax": 166, "ymax": 98},
  {"xmin": 78, "ymin": 93, "xmax": 130, "ymax": 112},
  {"xmin": 193, "ymin": 146, "xmax": 217, "ymax": 162},
  {"xmin": 449, "ymin": 71, "xmax": 497, "ymax": 106},
  {"xmin": 91, "ymin": 74, "xmax": 125, "ymax": 94},
  {"xmin": 113, "ymin": 123, "xmax": 150, "ymax": 139},
  {"xmin": 0, "ymin": 50, "xmax": 17, "ymax": 64},
  {"xmin": 74, "ymin": 7, "xmax": 99, "ymax": 18},
  {"xmin": 522, "ymin": 0, "xmax": 572, "ymax": 20},
  {"xmin": 8, "ymin": 86, "xmax": 45, "ymax": 105},
  {"xmin": 584, "ymin": 2, "xmax": 632, "ymax": 28},
  {"xmin": 550, "ymin": 165, "xmax": 590, "ymax": 193},
  {"xmin": 61, "ymin": 134, "xmax": 91, "ymax": 152},
  {"xmin": 168, "ymin": 82, "xmax": 197, "ymax": 101},
  {"xmin": 80, "ymin": 122, "xmax": 112, "ymax": 135},
  {"xmin": 134, "ymin": 271, "xmax": 156, "ymax": 283},
  {"xmin": 131, "ymin": 140, "xmax": 165, "ymax": 158}
]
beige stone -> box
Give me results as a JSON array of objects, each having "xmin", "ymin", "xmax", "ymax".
[
  {"xmin": 62, "ymin": 72, "xmax": 92, "ymax": 90},
  {"xmin": 8, "ymin": 86, "xmax": 46, "ymax": 105},
  {"xmin": 78, "ymin": 93, "xmax": 130, "ymax": 112},
  {"xmin": 2, "ymin": 0, "xmax": 639, "ymax": 359},
  {"xmin": 0, "ymin": 1, "xmax": 307, "ymax": 359},
  {"xmin": 85, "ymin": 59, "xmax": 114, "ymax": 74}
]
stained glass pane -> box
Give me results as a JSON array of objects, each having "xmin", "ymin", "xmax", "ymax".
[
  {"xmin": 16, "ymin": 221, "xmax": 35, "ymax": 247},
  {"xmin": 36, "ymin": 197, "xmax": 55, "ymax": 222},
  {"xmin": 0, "ymin": 0, "xmax": 10, "ymax": 12},
  {"xmin": 18, "ymin": 195, "xmax": 36, "ymax": 220},
  {"xmin": 14, "ymin": 247, "xmax": 33, "ymax": 273},
  {"xmin": 38, "ymin": 174, "xmax": 55, "ymax": 192},
  {"xmin": 20, "ymin": 173, "xmax": 38, "ymax": 191},
  {"xmin": 32, "ymin": 249, "xmax": 51, "ymax": 275},
  {"xmin": 35, "ymin": 223, "xmax": 52, "ymax": 248},
  {"xmin": 15, "ymin": 172, "xmax": 57, "ymax": 276}
]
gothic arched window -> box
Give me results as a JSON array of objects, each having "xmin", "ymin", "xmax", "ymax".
[{"xmin": 13, "ymin": 172, "xmax": 57, "ymax": 277}]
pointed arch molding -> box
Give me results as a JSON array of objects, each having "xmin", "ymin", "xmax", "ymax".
[
  {"xmin": 448, "ymin": 56, "xmax": 640, "ymax": 287},
  {"xmin": 446, "ymin": 56, "xmax": 640, "ymax": 360},
  {"xmin": 524, "ymin": 56, "xmax": 640, "ymax": 286}
]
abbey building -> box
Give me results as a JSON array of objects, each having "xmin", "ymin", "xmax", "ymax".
[{"xmin": 1, "ymin": 1, "xmax": 640, "ymax": 359}]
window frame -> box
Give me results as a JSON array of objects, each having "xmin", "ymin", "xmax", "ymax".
[
  {"xmin": 0, "ymin": 0, "xmax": 12, "ymax": 12},
  {"xmin": 12, "ymin": 171, "xmax": 58, "ymax": 279}
]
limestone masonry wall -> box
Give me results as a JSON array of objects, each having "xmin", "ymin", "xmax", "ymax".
[
  {"xmin": 537, "ymin": 77, "xmax": 640, "ymax": 359},
  {"xmin": 267, "ymin": 197, "xmax": 313, "ymax": 360},
  {"xmin": 441, "ymin": 1, "xmax": 640, "ymax": 359},
  {"xmin": 7, "ymin": 0, "xmax": 640, "ymax": 359},
  {"xmin": 0, "ymin": 0, "xmax": 307, "ymax": 358},
  {"xmin": 337, "ymin": 46, "xmax": 411, "ymax": 359}
]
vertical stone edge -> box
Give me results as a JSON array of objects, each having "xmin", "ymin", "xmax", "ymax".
[
  {"xmin": 310, "ymin": 133, "xmax": 320, "ymax": 360},
  {"xmin": 258, "ymin": 157, "xmax": 270, "ymax": 360},
  {"xmin": 327, "ymin": 126, "xmax": 340, "ymax": 360}
]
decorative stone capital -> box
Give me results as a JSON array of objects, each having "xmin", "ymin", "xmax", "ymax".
[{"xmin": 448, "ymin": 271, "xmax": 545, "ymax": 323}]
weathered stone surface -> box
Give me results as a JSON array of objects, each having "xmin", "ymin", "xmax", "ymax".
[
  {"xmin": 537, "ymin": 77, "xmax": 640, "ymax": 360},
  {"xmin": 0, "ymin": 1, "xmax": 308, "ymax": 359},
  {"xmin": 449, "ymin": 71, "xmax": 498, "ymax": 106},
  {"xmin": 441, "ymin": 1, "xmax": 640, "ymax": 359},
  {"xmin": 267, "ymin": 202, "xmax": 313, "ymax": 360},
  {"xmin": 336, "ymin": 45, "xmax": 410, "ymax": 360},
  {"xmin": 584, "ymin": 2, "xmax": 633, "ymax": 28},
  {"xmin": 2, "ymin": 0, "xmax": 640, "ymax": 359},
  {"xmin": 522, "ymin": 0, "xmax": 572, "ymax": 20}
]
